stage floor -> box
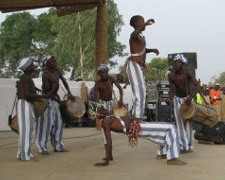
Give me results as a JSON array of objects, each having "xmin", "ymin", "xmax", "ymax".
[{"xmin": 0, "ymin": 128, "xmax": 224, "ymax": 180}]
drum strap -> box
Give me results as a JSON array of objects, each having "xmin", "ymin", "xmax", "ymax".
[{"xmin": 10, "ymin": 95, "xmax": 18, "ymax": 116}]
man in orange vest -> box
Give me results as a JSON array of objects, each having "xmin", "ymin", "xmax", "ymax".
[{"xmin": 209, "ymin": 83, "xmax": 222, "ymax": 120}]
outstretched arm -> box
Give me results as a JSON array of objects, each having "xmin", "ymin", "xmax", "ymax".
[
  {"xmin": 131, "ymin": 19, "xmax": 155, "ymax": 38},
  {"xmin": 146, "ymin": 48, "xmax": 159, "ymax": 55}
]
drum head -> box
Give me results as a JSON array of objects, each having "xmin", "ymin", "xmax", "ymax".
[
  {"xmin": 65, "ymin": 96, "xmax": 86, "ymax": 118},
  {"xmin": 180, "ymin": 102, "xmax": 195, "ymax": 119}
]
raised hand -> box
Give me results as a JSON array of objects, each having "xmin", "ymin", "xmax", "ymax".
[{"xmin": 145, "ymin": 19, "xmax": 155, "ymax": 26}]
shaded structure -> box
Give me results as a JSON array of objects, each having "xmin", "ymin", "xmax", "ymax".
[{"xmin": 0, "ymin": 0, "xmax": 108, "ymax": 67}]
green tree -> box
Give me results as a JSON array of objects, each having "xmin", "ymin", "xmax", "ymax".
[
  {"xmin": 0, "ymin": 12, "xmax": 37, "ymax": 77},
  {"xmin": 51, "ymin": 0, "xmax": 126, "ymax": 80},
  {"xmin": 0, "ymin": 0, "xmax": 125, "ymax": 79},
  {"xmin": 146, "ymin": 57, "xmax": 168, "ymax": 81},
  {"xmin": 212, "ymin": 72, "xmax": 225, "ymax": 87},
  {"xmin": 32, "ymin": 9, "xmax": 58, "ymax": 54}
]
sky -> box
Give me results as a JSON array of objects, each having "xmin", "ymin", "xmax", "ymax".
[{"xmin": 0, "ymin": 0, "xmax": 225, "ymax": 83}]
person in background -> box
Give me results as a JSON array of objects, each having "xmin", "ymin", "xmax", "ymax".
[
  {"xmin": 17, "ymin": 57, "xmax": 47, "ymax": 160},
  {"xmin": 209, "ymin": 83, "xmax": 222, "ymax": 120}
]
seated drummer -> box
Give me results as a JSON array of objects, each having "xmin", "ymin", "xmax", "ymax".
[
  {"xmin": 93, "ymin": 110, "xmax": 187, "ymax": 166},
  {"xmin": 166, "ymin": 54, "xmax": 200, "ymax": 154}
]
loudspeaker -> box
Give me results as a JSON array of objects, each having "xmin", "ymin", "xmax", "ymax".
[{"xmin": 168, "ymin": 52, "xmax": 197, "ymax": 70}]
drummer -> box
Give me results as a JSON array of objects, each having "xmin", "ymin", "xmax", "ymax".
[
  {"xmin": 36, "ymin": 55, "xmax": 75, "ymax": 155},
  {"xmin": 93, "ymin": 64, "xmax": 124, "ymax": 121},
  {"xmin": 16, "ymin": 57, "xmax": 48, "ymax": 160},
  {"xmin": 93, "ymin": 64, "xmax": 124, "ymax": 146},
  {"xmin": 167, "ymin": 54, "xmax": 200, "ymax": 154}
]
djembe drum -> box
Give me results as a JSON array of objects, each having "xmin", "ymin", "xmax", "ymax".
[
  {"xmin": 180, "ymin": 102, "xmax": 219, "ymax": 128},
  {"xmin": 32, "ymin": 98, "xmax": 49, "ymax": 118}
]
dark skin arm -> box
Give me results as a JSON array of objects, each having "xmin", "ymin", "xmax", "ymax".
[
  {"xmin": 112, "ymin": 77, "xmax": 124, "ymax": 107},
  {"xmin": 185, "ymin": 71, "xmax": 201, "ymax": 104},
  {"xmin": 59, "ymin": 71, "xmax": 75, "ymax": 101}
]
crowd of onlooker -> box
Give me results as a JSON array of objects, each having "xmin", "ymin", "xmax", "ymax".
[{"xmin": 196, "ymin": 82, "xmax": 225, "ymax": 120}]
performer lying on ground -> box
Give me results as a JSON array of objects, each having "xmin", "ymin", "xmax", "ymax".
[{"xmin": 90, "ymin": 104, "xmax": 187, "ymax": 166}]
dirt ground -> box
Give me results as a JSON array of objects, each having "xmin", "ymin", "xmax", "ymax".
[{"xmin": 0, "ymin": 128, "xmax": 225, "ymax": 180}]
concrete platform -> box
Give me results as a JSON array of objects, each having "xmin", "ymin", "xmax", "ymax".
[{"xmin": 0, "ymin": 128, "xmax": 225, "ymax": 180}]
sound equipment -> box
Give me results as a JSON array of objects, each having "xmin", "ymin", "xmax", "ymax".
[{"xmin": 194, "ymin": 121, "xmax": 225, "ymax": 144}]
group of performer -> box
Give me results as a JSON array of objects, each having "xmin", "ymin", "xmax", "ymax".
[
  {"xmin": 92, "ymin": 15, "xmax": 202, "ymax": 166},
  {"xmin": 16, "ymin": 55, "xmax": 75, "ymax": 160},
  {"xmin": 15, "ymin": 14, "xmax": 202, "ymax": 166}
]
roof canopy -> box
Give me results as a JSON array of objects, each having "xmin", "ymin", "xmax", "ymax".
[{"xmin": 0, "ymin": 0, "xmax": 102, "ymax": 16}]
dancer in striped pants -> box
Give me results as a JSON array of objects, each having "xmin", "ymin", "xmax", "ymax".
[
  {"xmin": 173, "ymin": 96, "xmax": 193, "ymax": 151},
  {"xmin": 16, "ymin": 57, "xmax": 47, "ymax": 160},
  {"xmin": 36, "ymin": 55, "xmax": 75, "ymax": 154},
  {"xmin": 36, "ymin": 99, "xmax": 64, "ymax": 153},
  {"xmin": 126, "ymin": 15, "xmax": 159, "ymax": 119},
  {"xmin": 17, "ymin": 100, "xmax": 36, "ymax": 160},
  {"xmin": 94, "ymin": 115, "xmax": 186, "ymax": 166}
]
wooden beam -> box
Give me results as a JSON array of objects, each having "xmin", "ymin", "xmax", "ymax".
[{"xmin": 0, "ymin": 0, "xmax": 101, "ymax": 13}]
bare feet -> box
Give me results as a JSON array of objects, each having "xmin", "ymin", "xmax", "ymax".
[
  {"xmin": 167, "ymin": 158, "xmax": 187, "ymax": 165},
  {"xmin": 180, "ymin": 150, "xmax": 193, "ymax": 154},
  {"xmin": 156, "ymin": 154, "xmax": 167, "ymax": 160},
  {"xmin": 94, "ymin": 160, "xmax": 109, "ymax": 166}
]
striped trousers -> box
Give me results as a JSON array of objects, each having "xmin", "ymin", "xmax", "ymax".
[
  {"xmin": 139, "ymin": 122, "xmax": 180, "ymax": 160},
  {"xmin": 17, "ymin": 99, "xmax": 36, "ymax": 160},
  {"xmin": 36, "ymin": 99, "xmax": 64, "ymax": 152},
  {"xmin": 173, "ymin": 96, "xmax": 193, "ymax": 151},
  {"xmin": 126, "ymin": 60, "xmax": 146, "ymax": 118}
]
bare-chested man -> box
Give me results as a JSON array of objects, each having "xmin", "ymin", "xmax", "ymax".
[
  {"xmin": 17, "ymin": 57, "xmax": 47, "ymax": 160},
  {"xmin": 126, "ymin": 15, "xmax": 159, "ymax": 120},
  {"xmin": 36, "ymin": 55, "xmax": 75, "ymax": 154},
  {"xmin": 93, "ymin": 64, "xmax": 124, "ymax": 147},
  {"xmin": 92, "ymin": 108, "xmax": 187, "ymax": 166},
  {"xmin": 167, "ymin": 54, "xmax": 200, "ymax": 153}
]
